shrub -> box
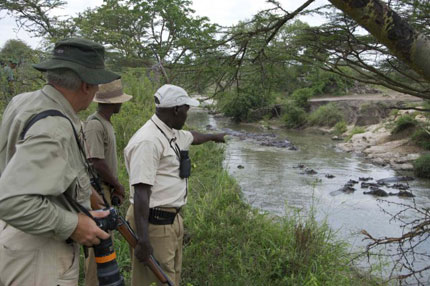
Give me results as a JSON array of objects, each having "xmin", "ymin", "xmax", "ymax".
[
  {"xmin": 391, "ymin": 114, "xmax": 417, "ymax": 134},
  {"xmin": 345, "ymin": 126, "xmax": 366, "ymax": 142},
  {"xmin": 412, "ymin": 129, "xmax": 430, "ymax": 150},
  {"xmin": 413, "ymin": 154, "xmax": 430, "ymax": 178},
  {"xmin": 217, "ymin": 88, "xmax": 274, "ymax": 122},
  {"xmin": 282, "ymin": 101, "xmax": 308, "ymax": 128},
  {"xmin": 308, "ymin": 103, "xmax": 344, "ymax": 127},
  {"xmin": 290, "ymin": 87, "xmax": 314, "ymax": 110},
  {"xmin": 334, "ymin": 120, "xmax": 347, "ymax": 135}
]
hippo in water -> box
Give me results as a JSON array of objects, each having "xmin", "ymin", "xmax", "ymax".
[
  {"xmin": 377, "ymin": 176, "xmax": 414, "ymax": 185},
  {"xmin": 363, "ymin": 187, "xmax": 389, "ymax": 197}
]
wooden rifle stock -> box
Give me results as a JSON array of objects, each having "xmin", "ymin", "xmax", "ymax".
[
  {"xmin": 91, "ymin": 194, "xmax": 175, "ymax": 286},
  {"xmin": 116, "ymin": 216, "xmax": 175, "ymax": 286}
]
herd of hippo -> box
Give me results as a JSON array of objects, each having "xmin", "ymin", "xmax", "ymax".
[
  {"xmin": 292, "ymin": 164, "xmax": 416, "ymax": 198},
  {"xmin": 209, "ymin": 126, "xmax": 298, "ymax": 150},
  {"xmin": 214, "ymin": 125, "xmax": 416, "ymax": 198}
]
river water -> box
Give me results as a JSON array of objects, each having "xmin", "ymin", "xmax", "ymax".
[{"xmin": 188, "ymin": 108, "xmax": 430, "ymax": 282}]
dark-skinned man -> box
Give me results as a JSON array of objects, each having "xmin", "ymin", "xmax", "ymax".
[
  {"xmin": 124, "ymin": 84, "xmax": 226, "ymax": 286},
  {"xmin": 0, "ymin": 38, "xmax": 118, "ymax": 286},
  {"xmin": 83, "ymin": 79, "xmax": 132, "ymax": 286}
]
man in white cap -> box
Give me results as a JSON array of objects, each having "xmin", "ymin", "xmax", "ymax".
[
  {"xmin": 124, "ymin": 84, "xmax": 226, "ymax": 286},
  {"xmin": 83, "ymin": 79, "xmax": 132, "ymax": 286}
]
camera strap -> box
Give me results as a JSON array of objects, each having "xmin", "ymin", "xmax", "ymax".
[
  {"xmin": 150, "ymin": 119, "xmax": 181, "ymax": 160},
  {"xmin": 20, "ymin": 109, "xmax": 102, "ymax": 219},
  {"xmin": 150, "ymin": 119, "xmax": 188, "ymax": 200}
]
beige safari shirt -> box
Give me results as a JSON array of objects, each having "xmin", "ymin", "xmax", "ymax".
[
  {"xmin": 124, "ymin": 114, "xmax": 194, "ymax": 208},
  {"xmin": 84, "ymin": 112, "xmax": 118, "ymax": 178},
  {"xmin": 0, "ymin": 85, "xmax": 92, "ymax": 240}
]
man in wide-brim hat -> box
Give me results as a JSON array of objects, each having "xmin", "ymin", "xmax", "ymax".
[
  {"xmin": 83, "ymin": 79, "xmax": 132, "ymax": 286},
  {"xmin": 0, "ymin": 38, "xmax": 119, "ymax": 286}
]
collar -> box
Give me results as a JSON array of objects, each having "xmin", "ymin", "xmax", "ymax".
[
  {"xmin": 151, "ymin": 114, "xmax": 176, "ymax": 139},
  {"xmin": 41, "ymin": 85, "xmax": 81, "ymax": 130}
]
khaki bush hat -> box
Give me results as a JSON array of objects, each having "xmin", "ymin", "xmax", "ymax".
[
  {"xmin": 94, "ymin": 79, "xmax": 132, "ymax": 104},
  {"xmin": 33, "ymin": 38, "xmax": 120, "ymax": 85},
  {"xmin": 154, "ymin": 84, "xmax": 199, "ymax": 108}
]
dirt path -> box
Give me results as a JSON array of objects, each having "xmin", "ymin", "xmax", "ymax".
[{"xmin": 309, "ymin": 91, "xmax": 423, "ymax": 103}]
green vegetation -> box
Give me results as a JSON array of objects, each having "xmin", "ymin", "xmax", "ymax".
[
  {"xmin": 412, "ymin": 129, "xmax": 430, "ymax": 150},
  {"xmin": 413, "ymin": 154, "xmax": 430, "ymax": 179},
  {"xmin": 282, "ymin": 101, "xmax": 308, "ymax": 128},
  {"xmin": 308, "ymin": 103, "xmax": 345, "ymax": 127},
  {"xmin": 290, "ymin": 87, "xmax": 313, "ymax": 110},
  {"xmin": 346, "ymin": 127, "xmax": 366, "ymax": 142},
  {"xmin": 334, "ymin": 120, "xmax": 348, "ymax": 135},
  {"xmin": 391, "ymin": 114, "xmax": 418, "ymax": 134}
]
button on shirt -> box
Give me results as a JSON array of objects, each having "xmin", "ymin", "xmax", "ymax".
[
  {"xmin": 124, "ymin": 114, "xmax": 194, "ymax": 208},
  {"xmin": 0, "ymin": 85, "xmax": 92, "ymax": 240}
]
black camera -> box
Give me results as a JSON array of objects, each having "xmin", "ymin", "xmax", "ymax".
[
  {"xmin": 93, "ymin": 208, "xmax": 124, "ymax": 286},
  {"xmin": 179, "ymin": 150, "xmax": 191, "ymax": 179}
]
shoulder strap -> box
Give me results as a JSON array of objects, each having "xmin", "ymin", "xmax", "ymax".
[{"xmin": 20, "ymin": 110, "xmax": 69, "ymax": 140}]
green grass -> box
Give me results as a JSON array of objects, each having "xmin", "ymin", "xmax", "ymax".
[
  {"xmin": 391, "ymin": 114, "xmax": 418, "ymax": 135},
  {"xmin": 413, "ymin": 153, "xmax": 430, "ymax": 179},
  {"xmin": 345, "ymin": 126, "xmax": 366, "ymax": 142}
]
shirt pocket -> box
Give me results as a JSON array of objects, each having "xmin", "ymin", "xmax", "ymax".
[{"xmin": 74, "ymin": 167, "xmax": 92, "ymax": 205}]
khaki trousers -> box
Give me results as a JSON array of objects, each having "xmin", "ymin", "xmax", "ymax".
[
  {"xmin": 0, "ymin": 224, "xmax": 79, "ymax": 286},
  {"xmin": 126, "ymin": 204, "xmax": 184, "ymax": 286},
  {"xmin": 84, "ymin": 184, "xmax": 113, "ymax": 286}
]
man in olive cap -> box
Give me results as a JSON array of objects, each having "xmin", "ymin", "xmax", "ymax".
[
  {"xmin": 0, "ymin": 38, "xmax": 119, "ymax": 286},
  {"xmin": 83, "ymin": 79, "xmax": 132, "ymax": 286},
  {"xmin": 124, "ymin": 84, "xmax": 226, "ymax": 286}
]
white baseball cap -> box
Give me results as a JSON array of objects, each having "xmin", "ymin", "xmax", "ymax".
[{"xmin": 154, "ymin": 84, "xmax": 199, "ymax": 108}]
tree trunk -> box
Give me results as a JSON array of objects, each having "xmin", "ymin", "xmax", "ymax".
[{"xmin": 328, "ymin": 0, "xmax": 430, "ymax": 82}]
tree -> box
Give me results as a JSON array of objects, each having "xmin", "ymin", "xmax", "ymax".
[
  {"xmin": 75, "ymin": 0, "xmax": 218, "ymax": 85},
  {"xmin": 0, "ymin": 0, "xmax": 76, "ymax": 41}
]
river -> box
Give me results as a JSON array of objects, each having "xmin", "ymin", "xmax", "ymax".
[{"xmin": 188, "ymin": 108, "xmax": 430, "ymax": 283}]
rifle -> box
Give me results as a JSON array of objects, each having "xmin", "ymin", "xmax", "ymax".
[
  {"xmin": 116, "ymin": 216, "xmax": 175, "ymax": 286},
  {"xmin": 90, "ymin": 192, "xmax": 175, "ymax": 286}
]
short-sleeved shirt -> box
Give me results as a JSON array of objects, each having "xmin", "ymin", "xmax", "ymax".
[
  {"xmin": 84, "ymin": 112, "xmax": 118, "ymax": 178},
  {"xmin": 0, "ymin": 85, "xmax": 91, "ymax": 240},
  {"xmin": 124, "ymin": 114, "xmax": 194, "ymax": 208}
]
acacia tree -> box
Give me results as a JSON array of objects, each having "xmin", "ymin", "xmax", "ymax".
[
  {"xmin": 75, "ymin": 0, "xmax": 218, "ymax": 84},
  {"xmin": 0, "ymin": 0, "xmax": 76, "ymax": 41}
]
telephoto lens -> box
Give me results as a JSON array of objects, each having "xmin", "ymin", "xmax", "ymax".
[
  {"xmin": 94, "ymin": 208, "xmax": 124, "ymax": 286},
  {"xmin": 94, "ymin": 237, "xmax": 124, "ymax": 286}
]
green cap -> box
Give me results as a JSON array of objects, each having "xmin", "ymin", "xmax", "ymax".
[{"xmin": 33, "ymin": 38, "xmax": 120, "ymax": 85}]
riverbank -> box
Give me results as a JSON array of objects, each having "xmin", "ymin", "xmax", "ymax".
[{"xmin": 183, "ymin": 142, "xmax": 383, "ymax": 285}]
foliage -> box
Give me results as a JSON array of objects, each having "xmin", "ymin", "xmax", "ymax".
[
  {"xmin": 391, "ymin": 114, "xmax": 418, "ymax": 134},
  {"xmin": 0, "ymin": 39, "xmax": 33, "ymax": 64},
  {"xmin": 334, "ymin": 120, "xmax": 348, "ymax": 135},
  {"xmin": 290, "ymin": 87, "xmax": 313, "ymax": 110},
  {"xmin": 75, "ymin": 0, "xmax": 217, "ymax": 86},
  {"xmin": 282, "ymin": 101, "xmax": 308, "ymax": 128},
  {"xmin": 346, "ymin": 126, "xmax": 366, "ymax": 142},
  {"xmin": 305, "ymin": 69, "xmax": 353, "ymax": 96},
  {"xmin": 217, "ymin": 88, "xmax": 275, "ymax": 122},
  {"xmin": 308, "ymin": 103, "xmax": 344, "ymax": 127},
  {"xmin": 413, "ymin": 153, "xmax": 430, "ymax": 179},
  {"xmin": 412, "ymin": 128, "xmax": 430, "ymax": 150}
]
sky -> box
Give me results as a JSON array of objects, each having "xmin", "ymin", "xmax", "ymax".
[{"xmin": 0, "ymin": 0, "xmax": 329, "ymax": 49}]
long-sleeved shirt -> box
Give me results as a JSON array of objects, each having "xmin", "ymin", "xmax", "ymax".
[{"xmin": 0, "ymin": 85, "xmax": 92, "ymax": 240}]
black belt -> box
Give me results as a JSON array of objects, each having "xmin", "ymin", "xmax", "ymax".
[{"xmin": 149, "ymin": 208, "xmax": 179, "ymax": 225}]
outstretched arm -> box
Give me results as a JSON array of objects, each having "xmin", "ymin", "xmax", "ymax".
[{"xmin": 190, "ymin": 131, "xmax": 226, "ymax": 145}]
